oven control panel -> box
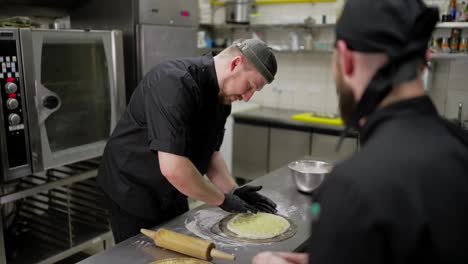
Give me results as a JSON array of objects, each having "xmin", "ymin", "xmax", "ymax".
[{"xmin": 0, "ymin": 30, "xmax": 29, "ymax": 171}]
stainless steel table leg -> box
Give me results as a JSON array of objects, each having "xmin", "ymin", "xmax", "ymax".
[{"xmin": 0, "ymin": 205, "xmax": 7, "ymax": 264}]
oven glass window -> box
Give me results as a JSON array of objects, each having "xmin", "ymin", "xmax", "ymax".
[{"xmin": 41, "ymin": 40, "xmax": 111, "ymax": 152}]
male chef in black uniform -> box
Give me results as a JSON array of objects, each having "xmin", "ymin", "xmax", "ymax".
[
  {"xmin": 98, "ymin": 39, "xmax": 278, "ymax": 243},
  {"xmin": 253, "ymin": 0, "xmax": 468, "ymax": 263}
]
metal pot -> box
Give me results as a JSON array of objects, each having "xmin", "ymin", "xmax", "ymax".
[
  {"xmin": 225, "ymin": 0, "xmax": 252, "ymax": 24},
  {"xmin": 288, "ymin": 160, "xmax": 332, "ymax": 193}
]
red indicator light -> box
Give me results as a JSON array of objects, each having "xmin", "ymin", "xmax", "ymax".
[
  {"xmin": 181, "ymin": 10, "xmax": 190, "ymax": 17},
  {"xmin": 8, "ymin": 93, "xmax": 16, "ymax": 98},
  {"xmin": 6, "ymin": 77, "xmax": 15, "ymax": 82}
]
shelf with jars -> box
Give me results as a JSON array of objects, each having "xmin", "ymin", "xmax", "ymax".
[
  {"xmin": 430, "ymin": 27, "xmax": 468, "ymax": 59},
  {"xmin": 437, "ymin": 22, "xmax": 468, "ymax": 29},
  {"xmin": 200, "ymin": 21, "xmax": 468, "ymax": 31},
  {"xmin": 197, "ymin": 22, "xmax": 468, "ymax": 58},
  {"xmin": 197, "ymin": 44, "xmax": 333, "ymax": 55},
  {"xmin": 199, "ymin": 23, "xmax": 336, "ymax": 30},
  {"xmin": 197, "ymin": 21, "xmax": 335, "ymax": 55},
  {"xmin": 430, "ymin": 53, "xmax": 468, "ymax": 59},
  {"xmin": 199, "ymin": 21, "xmax": 467, "ymax": 30},
  {"xmin": 272, "ymin": 48, "xmax": 332, "ymax": 54}
]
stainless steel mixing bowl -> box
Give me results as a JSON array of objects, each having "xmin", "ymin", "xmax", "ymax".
[{"xmin": 288, "ymin": 160, "xmax": 332, "ymax": 193}]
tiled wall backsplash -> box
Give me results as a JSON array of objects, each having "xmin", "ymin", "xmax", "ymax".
[
  {"xmin": 428, "ymin": 60, "xmax": 468, "ymax": 122},
  {"xmin": 251, "ymin": 52, "xmax": 337, "ymax": 114},
  {"xmin": 200, "ymin": 0, "xmax": 468, "ymax": 120}
]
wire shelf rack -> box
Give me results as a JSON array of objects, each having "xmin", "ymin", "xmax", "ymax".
[{"xmin": 1, "ymin": 158, "xmax": 112, "ymax": 264}]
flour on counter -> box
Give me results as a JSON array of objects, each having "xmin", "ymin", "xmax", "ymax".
[
  {"xmin": 131, "ymin": 239, "xmax": 152, "ymax": 248},
  {"xmin": 264, "ymin": 190, "xmax": 300, "ymax": 217},
  {"xmin": 183, "ymin": 191, "xmax": 303, "ymax": 249},
  {"xmin": 184, "ymin": 208, "xmax": 255, "ymax": 248}
]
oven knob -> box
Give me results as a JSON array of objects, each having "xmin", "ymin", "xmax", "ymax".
[
  {"xmin": 5, "ymin": 82, "xmax": 18, "ymax": 94},
  {"xmin": 6, "ymin": 98, "xmax": 19, "ymax": 110},
  {"xmin": 8, "ymin": 113, "xmax": 21, "ymax": 125}
]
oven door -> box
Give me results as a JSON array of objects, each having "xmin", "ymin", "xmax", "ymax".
[{"xmin": 20, "ymin": 29, "xmax": 125, "ymax": 172}]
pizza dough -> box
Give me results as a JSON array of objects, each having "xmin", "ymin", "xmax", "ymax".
[
  {"xmin": 226, "ymin": 213, "xmax": 290, "ymax": 239},
  {"xmin": 150, "ymin": 258, "xmax": 211, "ymax": 264}
]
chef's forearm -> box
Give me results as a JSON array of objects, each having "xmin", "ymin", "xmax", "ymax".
[
  {"xmin": 158, "ymin": 151, "xmax": 225, "ymax": 206},
  {"xmin": 206, "ymin": 151, "xmax": 237, "ymax": 193}
]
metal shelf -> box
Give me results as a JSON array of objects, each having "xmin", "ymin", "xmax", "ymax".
[
  {"xmin": 200, "ymin": 23, "xmax": 335, "ymax": 30},
  {"xmin": 198, "ymin": 47, "xmax": 333, "ymax": 54},
  {"xmin": 201, "ymin": 22, "xmax": 468, "ymax": 30},
  {"xmin": 430, "ymin": 53, "xmax": 468, "ymax": 60},
  {"xmin": 0, "ymin": 159, "xmax": 100, "ymax": 205},
  {"xmin": 272, "ymin": 49, "xmax": 332, "ymax": 54},
  {"xmin": 436, "ymin": 22, "xmax": 468, "ymax": 28},
  {"xmin": 7, "ymin": 229, "xmax": 112, "ymax": 264},
  {"xmin": 0, "ymin": 158, "xmax": 112, "ymax": 264}
]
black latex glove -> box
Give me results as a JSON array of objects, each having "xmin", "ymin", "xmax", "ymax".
[
  {"xmin": 219, "ymin": 193, "xmax": 258, "ymax": 213},
  {"xmin": 233, "ymin": 185, "xmax": 278, "ymax": 214}
]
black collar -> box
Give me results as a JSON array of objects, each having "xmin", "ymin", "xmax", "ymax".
[
  {"xmin": 197, "ymin": 52, "xmax": 220, "ymax": 96},
  {"xmin": 359, "ymin": 96, "xmax": 438, "ymax": 143}
]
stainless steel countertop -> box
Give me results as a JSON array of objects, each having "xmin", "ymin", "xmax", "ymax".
[{"xmin": 78, "ymin": 165, "xmax": 313, "ymax": 264}]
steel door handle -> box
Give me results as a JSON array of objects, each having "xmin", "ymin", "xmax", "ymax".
[
  {"xmin": 35, "ymin": 81, "xmax": 62, "ymax": 124},
  {"xmin": 43, "ymin": 95, "xmax": 60, "ymax": 109}
]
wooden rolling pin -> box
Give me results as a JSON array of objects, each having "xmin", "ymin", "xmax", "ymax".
[{"xmin": 141, "ymin": 228, "xmax": 236, "ymax": 261}]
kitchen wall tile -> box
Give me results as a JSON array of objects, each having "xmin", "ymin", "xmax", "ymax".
[
  {"xmin": 250, "ymin": 91, "xmax": 264, "ymax": 105},
  {"xmin": 447, "ymin": 75, "xmax": 468, "ymax": 93},
  {"xmin": 431, "ymin": 71, "xmax": 450, "ymax": 92},
  {"xmin": 428, "ymin": 71, "xmax": 449, "ymax": 113},
  {"xmin": 278, "ymin": 89, "xmax": 295, "ymax": 109},
  {"xmin": 432, "ymin": 60, "xmax": 451, "ymax": 74},
  {"xmin": 260, "ymin": 82, "xmax": 283, "ymax": 108},
  {"xmin": 449, "ymin": 60, "xmax": 468, "ymax": 76},
  {"xmin": 325, "ymin": 78, "xmax": 339, "ymax": 115},
  {"xmin": 325, "ymin": 92, "xmax": 339, "ymax": 115},
  {"xmin": 293, "ymin": 88, "xmax": 327, "ymax": 113},
  {"xmin": 445, "ymin": 89, "xmax": 468, "ymax": 121},
  {"xmin": 447, "ymin": 60, "xmax": 468, "ymax": 93}
]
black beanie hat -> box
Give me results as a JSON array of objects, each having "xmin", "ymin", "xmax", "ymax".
[
  {"xmin": 336, "ymin": 0, "xmax": 439, "ymax": 60},
  {"xmin": 335, "ymin": 0, "xmax": 439, "ymax": 130},
  {"xmin": 234, "ymin": 39, "xmax": 277, "ymax": 83}
]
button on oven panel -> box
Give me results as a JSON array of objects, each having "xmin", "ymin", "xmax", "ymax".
[
  {"xmin": 0, "ymin": 54, "xmax": 24, "ymax": 132},
  {"xmin": 0, "ymin": 31, "xmax": 29, "ymax": 170}
]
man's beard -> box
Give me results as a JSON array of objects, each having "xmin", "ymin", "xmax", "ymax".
[{"xmin": 336, "ymin": 72, "xmax": 357, "ymax": 127}]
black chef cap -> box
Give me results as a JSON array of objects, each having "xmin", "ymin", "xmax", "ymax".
[
  {"xmin": 335, "ymin": 0, "xmax": 439, "ymax": 148},
  {"xmin": 336, "ymin": 0, "xmax": 438, "ymax": 60},
  {"xmin": 234, "ymin": 39, "xmax": 277, "ymax": 83}
]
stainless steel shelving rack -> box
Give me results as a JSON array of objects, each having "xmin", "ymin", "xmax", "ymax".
[
  {"xmin": 199, "ymin": 22, "xmax": 335, "ymax": 30},
  {"xmin": 197, "ymin": 22, "xmax": 335, "ymax": 55},
  {"xmin": 431, "ymin": 22, "xmax": 468, "ymax": 60},
  {"xmin": 0, "ymin": 158, "xmax": 113, "ymax": 264}
]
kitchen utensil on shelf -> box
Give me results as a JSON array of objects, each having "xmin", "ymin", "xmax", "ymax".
[
  {"xmin": 141, "ymin": 228, "xmax": 236, "ymax": 261},
  {"xmin": 288, "ymin": 160, "xmax": 332, "ymax": 193},
  {"xmin": 289, "ymin": 32, "xmax": 299, "ymax": 51},
  {"xmin": 225, "ymin": 0, "xmax": 252, "ymax": 24}
]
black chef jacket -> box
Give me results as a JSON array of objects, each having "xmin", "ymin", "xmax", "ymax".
[
  {"xmin": 309, "ymin": 96, "xmax": 468, "ymax": 264},
  {"xmin": 97, "ymin": 53, "xmax": 231, "ymax": 220}
]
